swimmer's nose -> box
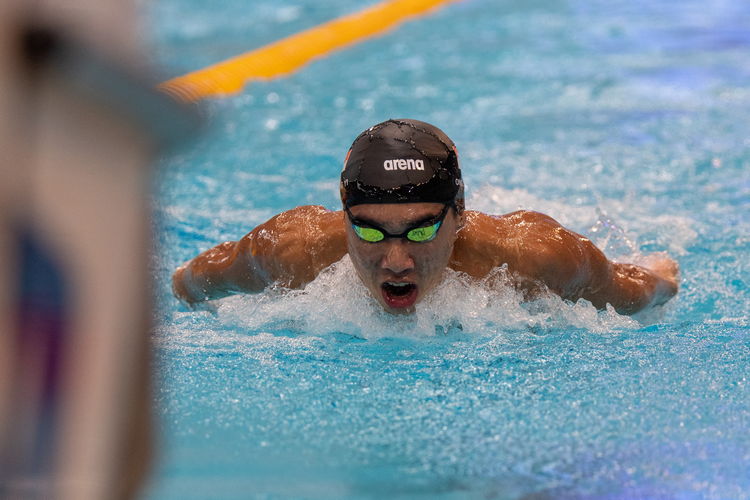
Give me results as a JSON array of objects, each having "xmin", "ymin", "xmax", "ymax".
[{"xmin": 381, "ymin": 240, "xmax": 415, "ymax": 275}]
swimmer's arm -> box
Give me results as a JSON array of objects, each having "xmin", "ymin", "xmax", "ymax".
[
  {"xmin": 585, "ymin": 254, "xmax": 679, "ymax": 315},
  {"xmin": 514, "ymin": 213, "xmax": 679, "ymax": 314},
  {"xmin": 172, "ymin": 206, "xmax": 346, "ymax": 306},
  {"xmin": 458, "ymin": 210, "xmax": 679, "ymax": 315},
  {"xmin": 171, "ymin": 238, "xmax": 266, "ymax": 307}
]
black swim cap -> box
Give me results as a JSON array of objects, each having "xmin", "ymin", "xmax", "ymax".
[{"xmin": 340, "ymin": 119, "xmax": 464, "ymax": 211}]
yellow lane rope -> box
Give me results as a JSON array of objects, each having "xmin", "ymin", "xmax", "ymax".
[{"xmin": 158, "ymin": 0, "xmax": 458, "ymax": 101}]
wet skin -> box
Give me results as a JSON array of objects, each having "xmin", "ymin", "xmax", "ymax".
[
  {"xmin": 345, "ymin": 203, "xmax": 463, "ymax": 314},
  {"xmin": 172, "ymin": 204, "xmax": 679, "ymax": 315}
]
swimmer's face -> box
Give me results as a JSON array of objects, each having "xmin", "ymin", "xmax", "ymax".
[{"xmin": 345, "ymin": 202, "xmax": 462, "ymax": 314}]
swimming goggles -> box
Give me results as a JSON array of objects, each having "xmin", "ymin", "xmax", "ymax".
[{"xmin": 345, "ymin": 204, "xmax": 450, "ymax": 243}]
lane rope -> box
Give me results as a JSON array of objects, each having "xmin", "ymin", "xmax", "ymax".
[{"xmin": 158, "ymin": 0, "xmax": 458, "ymax": 101}]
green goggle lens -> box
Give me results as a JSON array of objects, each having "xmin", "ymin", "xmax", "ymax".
[
  {"xmin": 406, "ymin": 223, "xmax": 440, "ymax": 242},
  {"xmin": 352, "ymin": 221, "xmax": 441, "ymax": 243},
  {"xmin": 353, "ymin": 225, "xmax": 386, "ymax": 242},
  {"xmin": 347, "ymin": 204, "xmax": 449, "ymax": 244}
]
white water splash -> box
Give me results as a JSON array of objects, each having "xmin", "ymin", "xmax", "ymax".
[{"xmin": 216, "ymin": 255, "xmax": 638, "ymax": 339}]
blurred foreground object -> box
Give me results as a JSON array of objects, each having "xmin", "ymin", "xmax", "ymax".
[{"xmin": 0, "ymin": 2, "xmax": 198, "ymax": 499}]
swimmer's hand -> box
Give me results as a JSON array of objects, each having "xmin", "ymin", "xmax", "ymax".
[
  {"xmin": 171, "ymin": 265, "xmax": 214, "ymax": 312},
  {"xmin": 171, "ymin": 264, "xmax": 193, "ymax": 304},
  {"xmin": 172, "ymin": 266, "xmax": 219, "ymax": 314},
  {"xmin": 638, "ymin": 252, "xmax": 680, "ymax": 296}
]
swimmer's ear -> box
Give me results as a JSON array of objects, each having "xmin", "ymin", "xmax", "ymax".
[
  {"xmin": 453, "ymin": 206, "xmax": 466, "ymax": 231},
  {"xmin": 339, "ymin": 184, "xmax": 348, "ymax": 209},
  {"xmin": 453, "ymin": 200, "xmax": 466, "ymax": 230}
]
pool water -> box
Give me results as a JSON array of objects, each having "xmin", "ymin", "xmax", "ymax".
[{"xmin": 145, "ymin": 0, "xmax": 750, "ymax": 498}]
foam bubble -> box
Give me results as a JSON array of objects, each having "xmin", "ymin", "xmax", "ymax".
[{"xmin": 216, "ymin": 255, "xmax": 638, "ymax": 339}]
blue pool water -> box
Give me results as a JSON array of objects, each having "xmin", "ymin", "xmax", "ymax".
[{"xmin": 145, "ymin": 0, "xmax": 750, "ymax": 498}]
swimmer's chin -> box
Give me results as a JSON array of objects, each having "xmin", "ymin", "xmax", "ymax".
[{"xmin": 383, "ymin": 304, "xmax": 417, "ymax": 315}]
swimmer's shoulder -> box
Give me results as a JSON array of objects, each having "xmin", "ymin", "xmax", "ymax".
[
  {"xmin": 262, "ymin": 204, "xmax": 346, "ymax": 252},
  {"xmin": 450, "ymin": 209, "xmax": 563, "ymax": 277},
  {"xmin": 291, "ymin": 205, "xmax": 347, "ymax": 252},
  {"xmin": 457, "ymin": 209, "xmax": 557, "ymax": 244},
  {"xmin": 239, "ymin": 205, "xmax": 347, "ymax": 288}
]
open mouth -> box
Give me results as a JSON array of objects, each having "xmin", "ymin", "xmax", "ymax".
[{"xmin": 381, "ymin": 282, "xmax": 418, "ymax": 309}]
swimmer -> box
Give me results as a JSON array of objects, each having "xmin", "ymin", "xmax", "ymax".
[{"xmin": 172, "ymin": 119, "xmax": 679, "ymax": 315}]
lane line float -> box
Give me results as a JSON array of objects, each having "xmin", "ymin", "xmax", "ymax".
[{"xmin": 159, "ymin": 0, "xmax": 458, "ymax": 101}]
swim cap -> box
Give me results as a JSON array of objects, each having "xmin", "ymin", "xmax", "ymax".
[{"xmin": 340, "ymin": 119, "xmax": 464, "ymax": 211}]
